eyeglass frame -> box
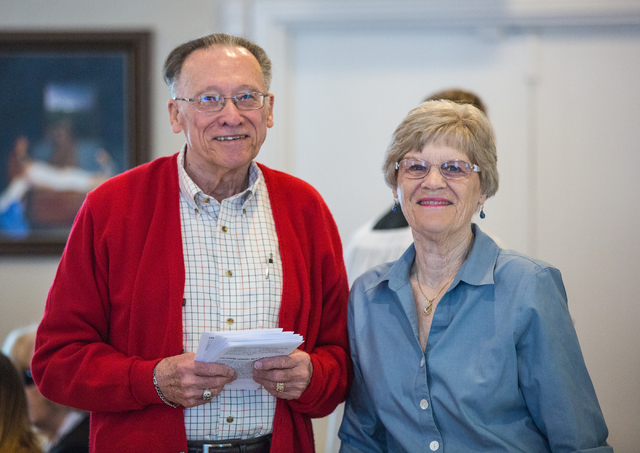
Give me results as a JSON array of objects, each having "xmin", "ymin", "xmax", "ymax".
[
  {"xmin": 172, "ymin": 91, "xmax": 269, "ymax": 113},
  {"xmin": 395, "ymin": 158, "xmax": 480, "ymax": 181}
]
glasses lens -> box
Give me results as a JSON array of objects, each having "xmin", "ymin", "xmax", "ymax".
[
  {"xmin": 22, "ymin": 369, "xmax": 34, "ymax": 386},
  {"xmin": 196, "ymin": 94, "xmax": 223, "ymax": 112},
  {"xmin": 441, "ymin": 160, "xmax": 472, "ymax": 179},
  {"xmin": 400, "ymin": 159, "xmax": 429, "ymax": 179},
  {"xmin": 235, "ymin": 92, "xmax": 264, "ymax": 110}
]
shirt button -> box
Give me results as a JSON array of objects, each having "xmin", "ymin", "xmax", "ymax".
[
  {"xmin": 226, "ymin": 416, "xmax": 234, "ymax": 423},
  {"xmin": 430, "ymin": 441, "xmax": 439, "ymax": 451},
  {"xmin": 420, "ymin": 357, "xmax": 425, "ymax": 367},
  {"xmin": 194, "ymin": 208, "xmax": 199, "ymax": 214},
  {"xmin": 203, "ymin": 198, "xmax": 210, "ymax": 203},
  {"xmin": 242, "ymin": 209, "xmax": 246, "ymax": 214},
  {"xmin": 226, "ymin": 270, "xmax": 233, "ymax": 277},
  {"xmin": 227, "ymin": 318, "xmax": 234, "ymax": 326},
  {"xmin": 420, "ymin": 399, "xmax": 429, "ymax": 410},
  {"xmin": 222, "ymin": 226, "xmax": 228, "ymax": 233}
]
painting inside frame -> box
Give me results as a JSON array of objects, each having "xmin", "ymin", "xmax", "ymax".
[{"xmin": 0, "ymin": 31, "xmax": 150, "ymax": 254}]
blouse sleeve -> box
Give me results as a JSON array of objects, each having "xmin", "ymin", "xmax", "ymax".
[
  {"xmin": 515, "ymin": 267, "xmax": 612, "ymax": 452},
  {"xmin": 338, "ymin": 287, "xmax": 388, "ymax": 453}
]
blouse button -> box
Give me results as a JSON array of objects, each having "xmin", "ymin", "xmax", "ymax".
[
  {"xmin": 227, "ymin": 318, "xmax": 234, "ymax": 326},
  {"xmin": 226, "ymin": 270, "xmax": 233, "ymax": 277},
  {"xmin": 420, "ymin": 357, "xmax": 425, "ymax": 367},
  {"xmin": 226, "ymin": 416, "xmax": 234, "ymax": 423},
  {"xmin": 420, "ymin": 399, "xmax": 429, "ymax": 410},
  {"xmin": 430, "ymin": 441, "xmax": 440, "ymax": 451},
  {"xmin": 222, "ymin": 226, "xmax": 228, "ymax": 233}
]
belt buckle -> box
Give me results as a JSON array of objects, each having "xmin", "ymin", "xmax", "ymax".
[{"xmin": 203, "ymin": 444, "xmax": 233, "ymax": 453}]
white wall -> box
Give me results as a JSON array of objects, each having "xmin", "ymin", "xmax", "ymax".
[{"xmin": 2, "ymin": 1, "xmax": 640, "ymax": 452}]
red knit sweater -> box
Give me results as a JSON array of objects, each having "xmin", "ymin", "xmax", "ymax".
[{"xmin": 32, "ymin": 155, "xmax": 352, "ymax": 452}]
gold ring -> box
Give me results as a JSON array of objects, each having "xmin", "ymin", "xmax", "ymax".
[
  {"xmin": 203, "ymin": 389, "xmax": 213, "ymax": 402},
  {"xmin": 275, "ymin": 382, "xmax": 285, "ymax": 393}
]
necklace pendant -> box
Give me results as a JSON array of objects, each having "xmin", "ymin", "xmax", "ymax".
[{"xmin": 423, "ymin": 302, "xmax": 433, "ymax": 316}]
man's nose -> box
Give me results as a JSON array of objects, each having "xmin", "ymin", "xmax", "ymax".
[{"xmin": 217, "ymin": 99, "xmax": 243, "ymax": 125}]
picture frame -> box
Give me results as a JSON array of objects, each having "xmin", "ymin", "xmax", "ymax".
[{"xmin": 0, "ymin": 31, "xmax": 151, "ymax": 255}]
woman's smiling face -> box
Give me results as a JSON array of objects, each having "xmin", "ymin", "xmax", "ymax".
[{"xmin": 393, "ymin": 142, "xmax": 487, "ymax": 240}]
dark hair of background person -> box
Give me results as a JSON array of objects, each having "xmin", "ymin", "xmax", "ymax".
[
  {"xmin": 424, "ymin": 88, "xmax": 488, "ymax": 115},
  {"xmin": 0, "ymin": 353, "xmax": 42, "ymax": 453},
  {"xmin": 163, "ymin": 33, "xmax": 273, "ymax": 95}
]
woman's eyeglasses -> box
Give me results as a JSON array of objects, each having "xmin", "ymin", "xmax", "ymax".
[{"xmin": 396, "ymin": 159, "xmax": 480, "ymax": 181}]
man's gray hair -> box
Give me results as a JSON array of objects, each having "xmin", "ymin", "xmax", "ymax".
[{"xmin": 163, "ymin": 33, "xmax": 272, "ymax": 95}]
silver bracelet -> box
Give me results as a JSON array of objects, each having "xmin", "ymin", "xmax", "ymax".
[{"xmin": 153, "ymin": 366, "xmax": 179, "ymax": 408}]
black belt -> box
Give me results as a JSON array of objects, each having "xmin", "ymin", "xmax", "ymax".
[{"xmin": 187, "ymin": 435, "xmax": 271, "ymax": 453}]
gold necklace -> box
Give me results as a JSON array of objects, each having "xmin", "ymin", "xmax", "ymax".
[{"xmin": 416, "ymin": 268, "xmax": 455, "ymax": 316}]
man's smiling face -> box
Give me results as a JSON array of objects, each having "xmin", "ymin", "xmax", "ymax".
[{"xmin": 168, "ymin": 45, "xmax": 274, "ymax": 177}]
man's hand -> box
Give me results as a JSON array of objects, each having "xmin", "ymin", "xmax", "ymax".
[
  {"xmin": 154, "ymin": 352, "xmax": 237, "ymax": 408},
  {"xmin": 252, "ymin": 349, "xmax": 313, "ymax": 400}
]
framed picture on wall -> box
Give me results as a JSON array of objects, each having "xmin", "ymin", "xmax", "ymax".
[{"xmin": 0, "ymin": 31, "xmax": 151, "ymax": 255}]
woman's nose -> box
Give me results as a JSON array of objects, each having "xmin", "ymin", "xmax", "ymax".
[{"xmin": 421, "ymin": 166, "xmax": 447, "ymax": 188}]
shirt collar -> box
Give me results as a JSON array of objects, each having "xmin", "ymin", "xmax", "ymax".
[
  {"xmin": 373, "ymin": 224, "xmax": 499, "ymax": 292},
  {"xmin": 177, "ymin": 144, "xmax": 261, "ymax": 210}
]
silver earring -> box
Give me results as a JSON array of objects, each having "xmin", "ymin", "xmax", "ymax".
[{"xmin": 479, "ymin": 205, "xmax": 485, "ymax": 219}]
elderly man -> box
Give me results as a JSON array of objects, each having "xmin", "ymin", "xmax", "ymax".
[{"xmin": 32, "ymin": 33, "xmax": 351, "ymax": 453}]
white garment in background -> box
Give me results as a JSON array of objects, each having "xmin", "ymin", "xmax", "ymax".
[{"xmin": 343, "ymin": 218, "xmax": 413, "ymax": 287}]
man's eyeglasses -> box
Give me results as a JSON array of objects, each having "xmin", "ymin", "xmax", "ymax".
[
  {"xmin": 396, "ymin": 159, "xmax": 480, "ymax": 181},
  {"xmin": 22, "ymin": 369, "xmax": 34, "ymax": 386},
  {"xmin": 173, "ymin": 91, "xmax": 268, "ymax": 113}
]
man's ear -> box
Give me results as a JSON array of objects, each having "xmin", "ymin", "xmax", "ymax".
[
  {"xmin": 266, "ymin": 93, "xmax": 275, "ymax": 129},
  {"xmin": 168, "ymin": 100, "xmax": 184, "ymax": 134}
]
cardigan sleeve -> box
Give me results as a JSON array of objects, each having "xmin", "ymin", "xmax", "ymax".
[
  {"xmin": 32, "ymin": 199, "xmax": 162, "ymax": 412},
  {"xmin": 261, "ymin": 164, "xmax": 353, "ymax": 419},
  {"xmin": 32, "ymin": 157, "xmax": 184, "ymax": 413}
]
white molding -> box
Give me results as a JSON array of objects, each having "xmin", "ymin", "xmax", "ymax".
[
  {"xmin": 250, "ymin": 0, "xmax": 640, "ymax": 30},
  {"xmin": 221, "ymin": 0, "xmax": 640, "ymax": 173}
]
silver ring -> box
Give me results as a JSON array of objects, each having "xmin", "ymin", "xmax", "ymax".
[{"xmin": 203, "ymin": 389, "xmax": 213, "ymax": 402}]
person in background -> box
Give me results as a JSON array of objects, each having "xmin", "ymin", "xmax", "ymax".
[
  {"xmin": 0, "ymin": 352, "xmax": 42, "ymax": 453},
  {"xmin": 3, "ymin": 326, "xmax": 89, "ymax": 453},
  {"xmin": 31, "ymin": 33, "xmax": 351, "ymax": 453},
  {"xmin": 343, "ymin": 88, "xmax": 489, "ymax": 287},
  {"xmin": 338, "ymin": 100, "xmax": 611, "ymax": 452}
]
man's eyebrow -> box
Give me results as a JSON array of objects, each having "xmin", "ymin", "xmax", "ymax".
[{"xmin": 197, "ymin": 84, "xmax": 263, "ymax": 94}]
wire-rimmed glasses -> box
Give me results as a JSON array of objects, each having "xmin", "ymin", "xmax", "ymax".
[
  {"xmin": 173, "ymin": 91, "xmax": 268, "ymax": 113},
  {"xmin": 396, "ymin": 159, "xmax": 480, "ymax": 180}
]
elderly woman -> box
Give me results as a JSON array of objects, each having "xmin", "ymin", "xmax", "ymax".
[{"xmin": 338, "ymin": 100, "xmax": 612, "ymax": 452}]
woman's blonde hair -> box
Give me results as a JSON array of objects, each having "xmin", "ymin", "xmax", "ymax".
[{"xmin": 382, "ymin": 100, "xmax": 499, "ymax": 199}]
